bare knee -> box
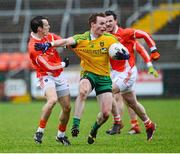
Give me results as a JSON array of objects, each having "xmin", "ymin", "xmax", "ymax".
[
  {"xmin": 63, "ymin": 104, "xmax": 71, "ymax": 113},
  {"xmin": 102, "ymin": 111, "xmax": 110, "ymax": 120},
  {"xmin": 125, "ymin": 98, "xmax": 139, "ymax": 110},
  {"xmin": 78, "ymin": 79, "xmax": 91, "ymax": 101},
  {"xmin": 79, "ymin": 89, "xmax": 88, "ymax": 101},
  {"xmin": 47, "ymin": 97, "xmax": 58, "ymax": 109},
  {"xmin": 127, "ymin": 102, "xmax": 136, "ymax": 109},
  {"xmin": 97, "ymin": 112, "xmax": 109, "ymax": 124}
]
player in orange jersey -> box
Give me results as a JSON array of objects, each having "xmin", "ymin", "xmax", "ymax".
[
  {"xmin": 28, "ymin": 16, "xmax": 71, "ymax": 145},
  {"xmin": 105, "ymin": 10, "xmax": 159, "ymax": 141}
]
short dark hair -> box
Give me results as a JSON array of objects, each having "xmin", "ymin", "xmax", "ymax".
[
  {"xmin": 30, "ymin": 16, "xmax": 48, "ymax": 33},
  {"xmin": 88, "ymin": 12, "xmax": 106, "ymax": 27},
  {"xmin": 105, "ymin": 10, "xmax": 117, "ymax": 20}
]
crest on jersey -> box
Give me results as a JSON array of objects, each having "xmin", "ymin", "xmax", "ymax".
[{"xmin": 100, "ymin": 41, "xmax": 104, "ymax": 47}]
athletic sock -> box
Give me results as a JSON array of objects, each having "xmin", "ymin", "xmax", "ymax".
[
  {"xmin": 57, "ymin": 124, "xmax": 67, "ymax": 138},
  {"xmin": 92, "ymin": 121, "xmax": 101, "ymax": 132},
  {"xmin": 39, "ymin": 119, "xmax": 47, "ymax": 128},
  {"xmin": 113, "ymin": 115, "xmax": 121, "ymax": 125},
  {"xmin": 57, "ymin": 130, "xmax": 65, "ymax": 138},
  {"xmin": 37, "ymin": 127, "xmax": 45, "ymax": 133},
  {"xmin": 58, "ymin": 124, "xmax": 66, "ymax": 132},
  {"xmin": 37, "ymin": 119, "xmax": 47, "ymax": 133},
  {"xmin": 131, "ymin": 119, "xmax": 139, "ymax": 127},
  {"xmin": 73, "ymin": 117, "xmax": 80, "ymax": 128},
  {"xmin": 144, "ymin": 119, "xmax": 152, "ymax": 128}
]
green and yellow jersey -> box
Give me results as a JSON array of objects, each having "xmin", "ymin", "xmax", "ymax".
[{"xmin": 72, "ymin": 31, "xmax": 118, "ymax": 76}]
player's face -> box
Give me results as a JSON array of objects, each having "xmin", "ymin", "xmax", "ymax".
[
  {"xmin": 106, "ymin": 15, "xmax": 117, "ymax": 33},
  {"xmin": 91, "ymin": 16, "xmax": 106, "ymax": 37},
  {"xmin": 41, "ymin": 19, "xmax": 50, "ymax": 36}
]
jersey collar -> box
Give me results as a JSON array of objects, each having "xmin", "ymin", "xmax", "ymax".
[{"xmin": 31, "ymin": 32, "xmax": 42, "ymax": 41}]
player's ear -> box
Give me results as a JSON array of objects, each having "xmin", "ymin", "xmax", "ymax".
[
  {"xmin": 90, "ymin": 22, "xmax": 94, "ymax": 28},
  {"xmin": 37, "ymin": 26, "xmax": 43, "ymax": 32}
]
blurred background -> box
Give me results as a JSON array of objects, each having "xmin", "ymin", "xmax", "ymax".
[{"xmin": 0, "ymin": 0, "xmax": 179, "ymax": 103}]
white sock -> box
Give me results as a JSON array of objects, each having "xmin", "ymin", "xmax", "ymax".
[
  {"xmin": 57, "ymin": 130, "xmax": 65, "ymax": 138},
  {"xmin": 37, "ymin": 127, "xmax": 44, "ymax": 133}
]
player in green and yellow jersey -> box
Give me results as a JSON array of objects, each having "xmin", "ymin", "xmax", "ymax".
[{"xmin": 35, "ymin": 12, "xmax": 129, "ymax": 144}]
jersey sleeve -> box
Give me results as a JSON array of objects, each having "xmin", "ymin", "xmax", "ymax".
[
  {"xmin": 52, "ymin": 33, "xmax": 62, "ymax": 40},
  {"xmin": 28, "ymin": 40, "xmax": 40, "ymax": 64},
  {"xmin": 73, "ymin": 31, "xmax": 90, "ymax": 44},
  {"xmin": 122, "ymin": 28, "xmax": 157, "ymax": 51},
  {"xmin": 36, "ymin": 55, "xmax": 63, "ymax": 71},
  {"xmin": 121, "ymin": 28, "xmax": 135, "ymax": 40},
  {"xmin": 134, "ymin": 41, "xmax": 151, "ymax": 63},
  {"xmin": 134, "ymin": 29, "xmax": 156, "ymax": 49}
]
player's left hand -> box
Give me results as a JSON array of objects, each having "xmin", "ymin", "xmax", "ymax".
[
  {"xmin": 34, "ymin": 42, "xmax": 52, "ymax": 53},
  {"xmin": 150, "ymin": 50, "xmax": 160, "ymax": 61},
  {"xmin": 63, "ymin": 57, "xmax": 69, "ymax": 67},
  {"xmin": 148, "ymin": 66, "xmax": 159, "ymax": 78},
  {"xmin": 114, "ymin": 49, "xmax": 130, "ymax": 60}
]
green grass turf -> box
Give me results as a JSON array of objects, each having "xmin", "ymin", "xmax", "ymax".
[{"xmin": 0, "ymin": 98, "xmax": 180, "ymax": 153}]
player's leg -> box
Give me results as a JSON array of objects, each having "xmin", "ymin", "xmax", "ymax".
[
  {"xmin": 106, "ymin": 93, "xmax": 124, "ymax": 135},
  {"xmin": 56, "ymin": 93, "xmax": 71, "ymax": 145},
  {"xmin": 122, "ymin": 91, "xmax": 156, "ymax": 140},
  {"xmin": 53, "ymin": 75, "xmax": 71, "ymax": 145},
  {"xmin": 88, "ymin": 92, "xmax": 113, "ymax": 144},
  {"xmin": 123, "ymin": 91, "xmax": 148, "ymax": 121},
  {"xmin": 126, "ymin": 105, "xmax": 141, "ymax": 134},
  {"xmin": 87, "ymin": 75, "xmax": 112, "ymax": 144},
  {"xmin": 115, "ymin": 93, "xmax": 124, "ymax": 117},
  {"xmin": 106, "ymin": 69, "xmax": 128, "ymax": 136},
  {"xmin": 34, "ymin": 77, "xmax": 58, "ymax": 144},
  {"xmin": 71, "ymin": 78, "xmax": 92, "ymax": 137}
]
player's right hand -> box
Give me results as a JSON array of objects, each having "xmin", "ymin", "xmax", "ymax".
[
  {"xmin": 150, "ymin": 50, "xmax": 160, "ymax": 61},
  {"xmin": 34, "ymin": 42, "xmax": 52, "ymax": 53},
  {"xmin": 148, "ymin": 66, "xmax": 159, "ymax": 78}
]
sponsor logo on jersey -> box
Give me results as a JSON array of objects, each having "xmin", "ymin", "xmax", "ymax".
[{"xmin": 101, "ymin": 47, "xmax": 108, "ymax": 53}]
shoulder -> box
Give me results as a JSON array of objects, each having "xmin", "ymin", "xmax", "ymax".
[
  {"xmin": 28, "ymin": 37, "xmax": 36, "ymax": 50},
  {"xmin": 73, "ymin": 31, "xmax": 90, "ymax": 41},
  {"xmin": 28, "ymin": 37, "xmax": 40, "ymax": 56},
  {"xmin": 103, "ymin": 32, "xmax": 118, "ymax": 41},
  {"xmin": 122, "ymin": 28, "xmax": 135, "ymax": 35},
  {"xmin": 49, "ymin": 33, "xmax": 62, "ymax": 40}
]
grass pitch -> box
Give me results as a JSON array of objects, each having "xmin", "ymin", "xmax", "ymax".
[{"xmin": 0, "ymin": 98, "xmax": 180, "ymax": 153}]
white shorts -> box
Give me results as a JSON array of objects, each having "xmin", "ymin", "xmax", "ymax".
[
  {"xmin": 37, "ymin": 72, "xmax": 70, "ymax": 97},
  {"xmin": 111, "ymin": 66, "xmax": 137, "ymax": 94}
]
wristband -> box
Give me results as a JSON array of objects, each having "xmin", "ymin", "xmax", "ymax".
[
  {"xmin": 61, "ymin": 62, "xmax": 66, "ymax": 68},
  {"xmin": 50, "ymin": 41, "xmax": 54, "ymax": 47},
  {"xmin": 150, "ymin": 46, "xmax": 157, "ymax": 52},
  {"xmin": 146, "ymin": 62, "xmax": 153, "ymax": 67}
]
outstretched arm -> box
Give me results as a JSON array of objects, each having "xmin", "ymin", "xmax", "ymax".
[
  {"xmin": 135, "ymin": 41, "xmax": 151, "ymax": 63},
  {"xmin": 135, "ymin": 42, "xmax": 158, "ymax": 78},
  {"xmin": 34, "ymin": 37, "xmax": 76, "ymax": 52},
  {"xmin": 52, "ymin": 37, "xmax": 75, "ymax": 47},
  {"xmin": 134, "ymin": 29, "xmax": 160, "ymax": 61}
]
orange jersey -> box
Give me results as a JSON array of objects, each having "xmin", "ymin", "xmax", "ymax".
[
  {"xmin": 28, "ymin": 32, "xmax": 63, "ymax": 77},
  {"xmin": 110, "ymin": 27, "xmax": 154, "ymax": 72}
]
